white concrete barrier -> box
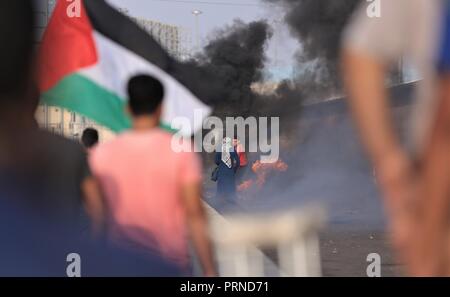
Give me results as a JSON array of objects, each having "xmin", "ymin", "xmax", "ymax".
[{"xmin": 206, "ymin": 205, "xmax": 326, "ymax": 277}]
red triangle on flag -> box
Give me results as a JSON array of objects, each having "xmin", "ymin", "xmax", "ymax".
[{"xmin": 38, "ymin": 0, "xmax": 98, "ymax": 92}]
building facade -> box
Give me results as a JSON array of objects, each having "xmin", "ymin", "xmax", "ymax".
[
  {"xmin": 119, "ymin": 8, "xmax": 191, "ymax": 60},
  {"xmin": 134, "ymin": 18, "xmax": 182, "ymax": 59},
  {"xmin": 33, "ymin": 0, "xmax": 55, "ymax": 48}
]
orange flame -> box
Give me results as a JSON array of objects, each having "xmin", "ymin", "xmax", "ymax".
[{"xmin": 238, "ymin": 159, "xmax": 288, "ymax": 192}]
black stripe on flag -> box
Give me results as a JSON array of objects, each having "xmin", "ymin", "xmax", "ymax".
[
  {"xmin": 83, "ymin": 0, "xmax": 172, "ymax": 72},
  {"xmin": 82, "ymin": 0, "xmax": 217, "ymax": 105}
]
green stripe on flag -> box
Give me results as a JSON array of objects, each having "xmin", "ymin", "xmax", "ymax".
[
  {"xmin": 41, "ymin": 73, "xmax": 178, "ymax": 134},
  {"xmin": 41, "ymin": 73, "xmax": 131, "ymax": 133}
]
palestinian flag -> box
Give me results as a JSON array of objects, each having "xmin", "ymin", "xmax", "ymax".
[{"xmin": 38, "ymin": 0, "xmax": 211, "ymax": 135}]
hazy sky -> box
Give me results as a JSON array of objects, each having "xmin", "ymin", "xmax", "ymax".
[
  {"xmin": 107, "ymin": 0, "xmax": 298, "ymax": 80},
  {"xmin": 108, "ymin": 0, "xmax": 268, "ymax": 33}
]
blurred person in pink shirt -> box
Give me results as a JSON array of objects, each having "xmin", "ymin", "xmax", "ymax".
[{"xmin": 89, "ymin": 74, "xmax": 216, "ymax": 276}]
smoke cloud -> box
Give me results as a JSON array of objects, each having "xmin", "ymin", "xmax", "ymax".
[
  {"xmin": 177, "ymin": 0, "xmax": 363, "ymax": 133},
  {"xmin": 186, "ymin": 20, "xmax": 273, "ymax": 117},
  {"xmin": 175, "ymin": 1, "xmax": 363, "ymax": 145},
  {"xmin": 264, "ymin": 0, "xmax": 361, "ymax": 102},
  {"xmin": 197, "ymin": 21, "xmax": 306, "ymax": 137}
]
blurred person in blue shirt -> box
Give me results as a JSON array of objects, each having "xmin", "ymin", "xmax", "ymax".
[{"xmin": 0, "ymin": 0, "xmax": 181, "ymax": 276}]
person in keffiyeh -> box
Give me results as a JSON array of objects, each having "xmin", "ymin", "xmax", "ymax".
[
  {"xmin": 221, "ymin": 137, "xmax": 233, "ymax": 168},
  {"xmin": 215, "ymin": 137, "xmax": 240, "ymax": 205}
]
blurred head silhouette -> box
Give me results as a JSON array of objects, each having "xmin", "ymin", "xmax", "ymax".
[
  {"xmin": 82, "ymin": 128, "xmax": 99, "ymax": 149},
  {"xmin": 0, "ymin": 1, "xmax": 39, "ymax": 165},
  {"xmin": 0, "ymin": 1, "xmax": 35, "ymax": 100},
  {"xmin": 0, "ymin": 1, "xmax": 37, "ymax": 128},
  {"xmin": 127, "ymin": 74, "xmax": 164, "ymax": 118}
]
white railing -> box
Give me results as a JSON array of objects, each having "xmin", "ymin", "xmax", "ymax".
[{"xmin": 205, "ymin": 205, "xmax": 326, "ymax": 277}]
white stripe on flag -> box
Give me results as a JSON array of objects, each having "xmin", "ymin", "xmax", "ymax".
[{"xmin": 79, "ymin": 31, "xmax": 211, "ymax": 135}]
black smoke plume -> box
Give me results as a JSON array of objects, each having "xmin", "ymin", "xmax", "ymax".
[
  {"xmin": 185, "ymin": 20, "xmax": 273, "ymax": 117},
  {"xmin": 178, "ymin": 20, "xmax": 304, "ymax": 139},
  {"xmin": 264, "ymin": 0, "xmax": 361, "ymax": 102}
]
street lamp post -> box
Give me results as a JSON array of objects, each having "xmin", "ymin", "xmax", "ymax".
[{"xmin": 191, "ymin": 10, "xmax": 203, "ymax": 51}]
